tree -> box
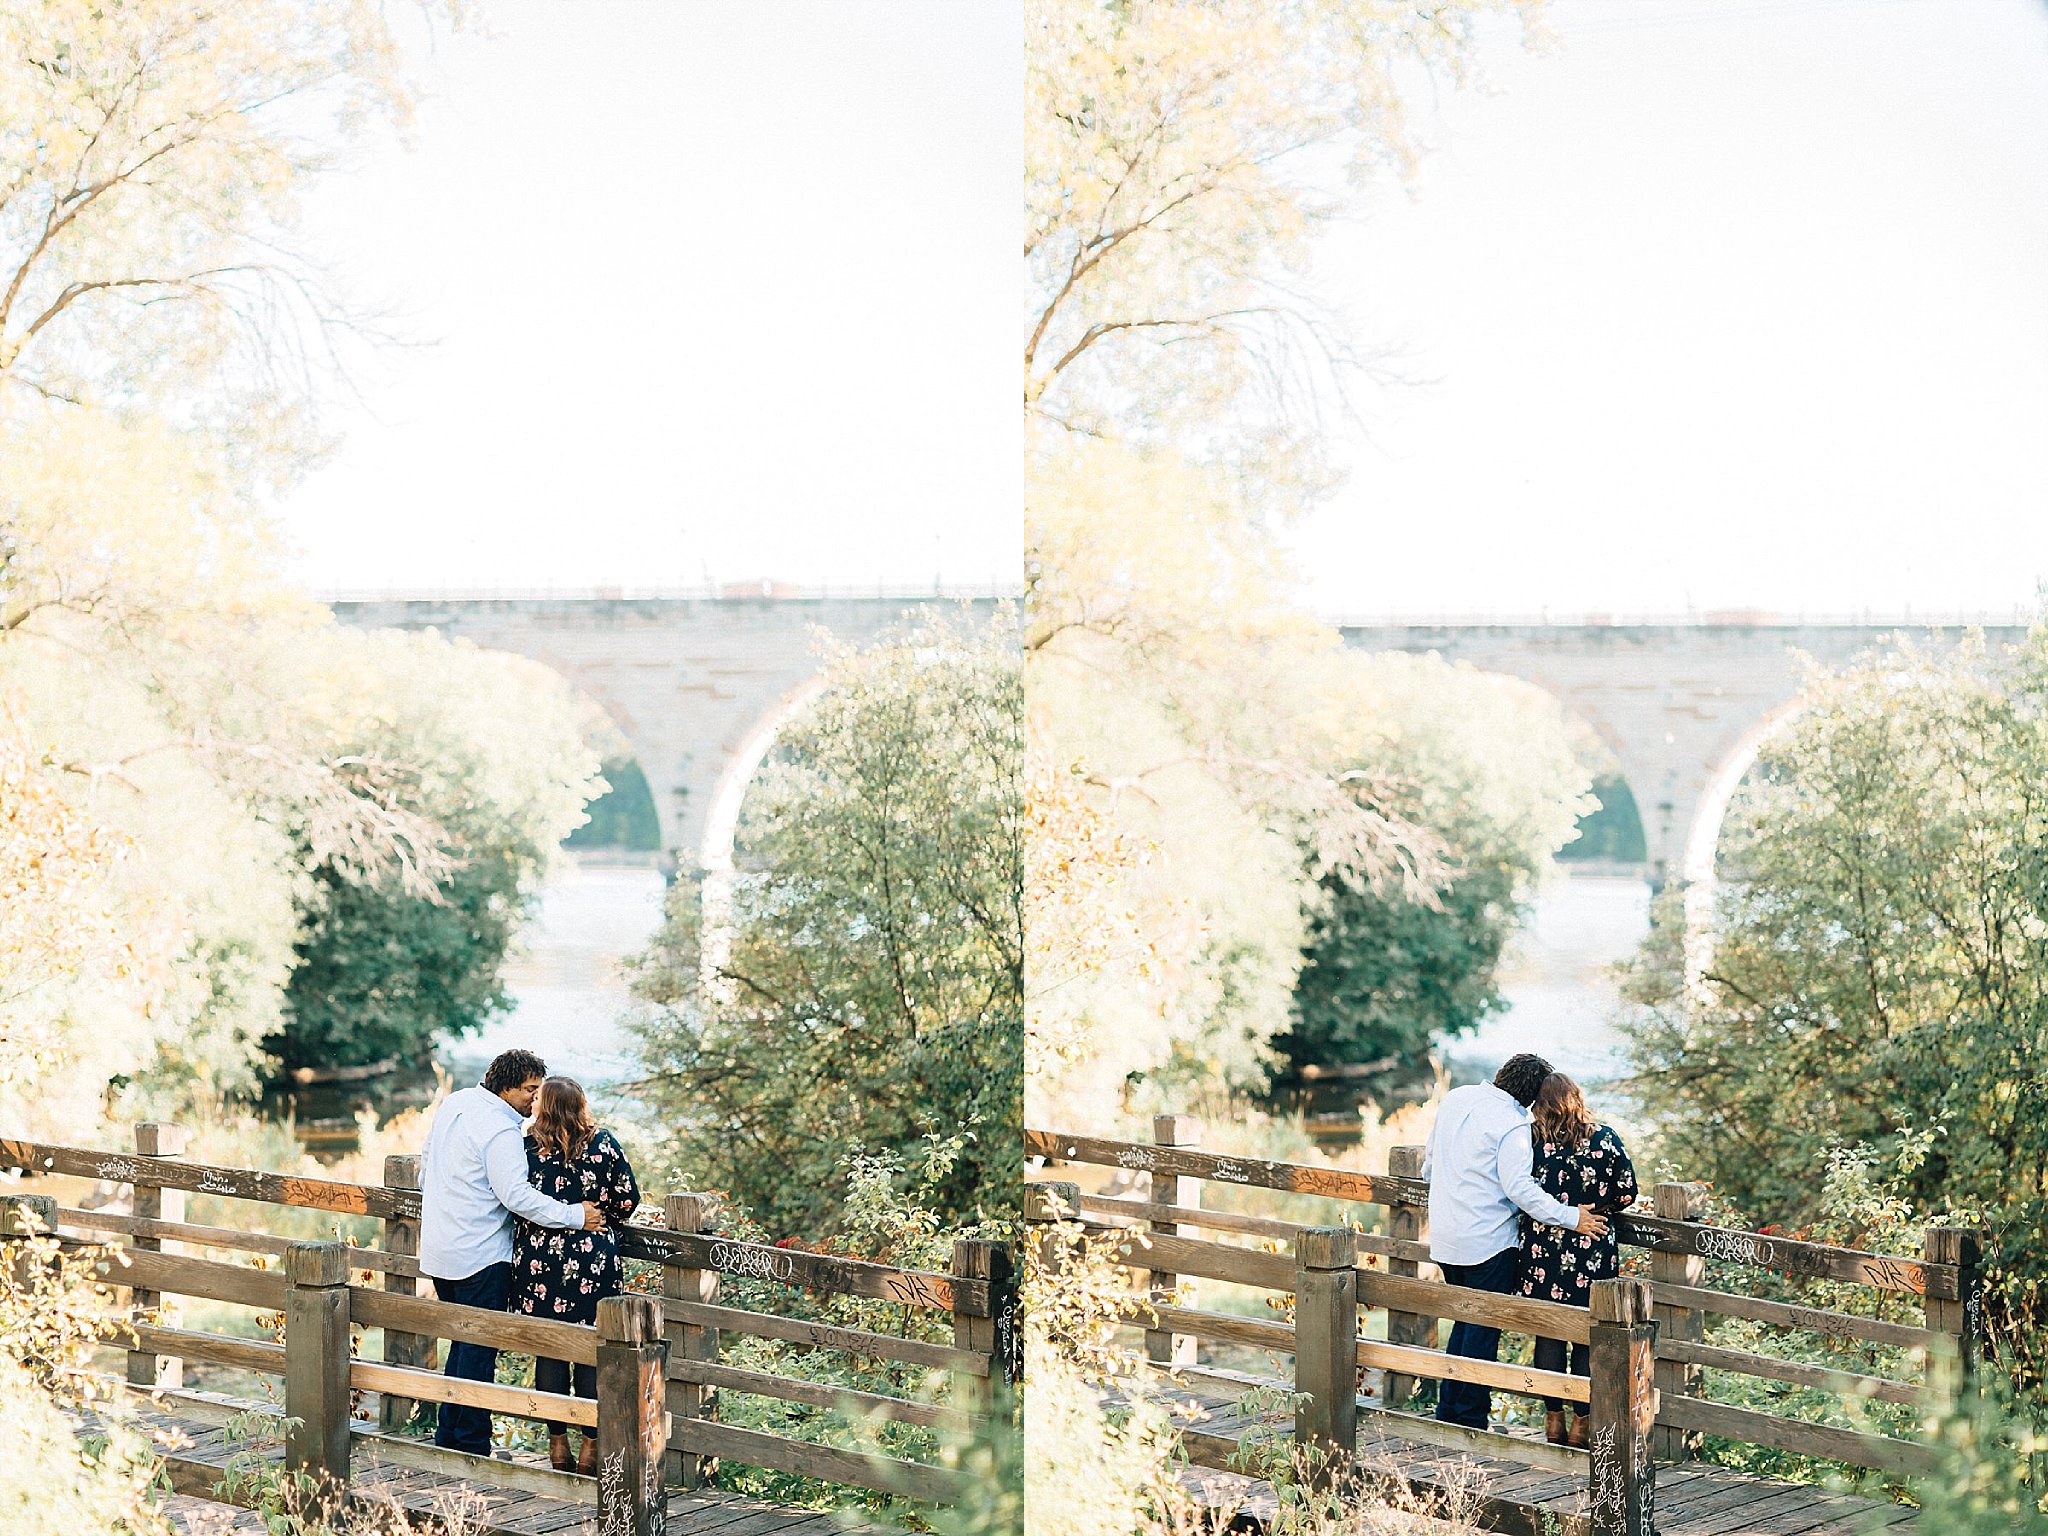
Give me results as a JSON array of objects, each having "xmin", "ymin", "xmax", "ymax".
[
  {"xmin": 268, "ymin": 629, "xmax": 601, "ymax": 1075},
  {"xmin": 631, "ymin": 613, "xmax": 1022, "ymax": 1233},
  {"xmin": 1621, "ymin": 629, "xmax": 2048, "ymax": 1361},
  {"xmin": 0, "ymin": 0, "xmax": 456, "ymax": 427},
  {"xmin": 1283, "ymin": 655, "xmax": 1591, "ymax": 1072},
  {"xmin": 1026, "ymin": 0, "xmax": 1534, "ymax": 490}
]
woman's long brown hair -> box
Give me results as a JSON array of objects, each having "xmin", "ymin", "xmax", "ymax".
[
  {"xmin": 1531, "ymin": 1071, "xmax": 1596, "ymax": 1153},
  {"xmin": 531, "ymin": 1076, "xmax": 597, "ymax": 1163}
]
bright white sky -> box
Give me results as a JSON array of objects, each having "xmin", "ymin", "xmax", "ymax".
[
  {"xmin": 1285, "ymin": 0, "xmax": 2048, "ymax": 620},
  {"xmin": 281, "ymin": 0, "xmax": 2048, "ymax": 613},
  {"xmin": 278, "ymin": 0, "xmax": 1020, "ymax": 594}
]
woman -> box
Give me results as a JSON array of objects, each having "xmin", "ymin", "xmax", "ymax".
[
  {"xmin": 1517, "ymin": 1071, "xmax": 1637, "ymax": 1447},
  {"xmin": 512, "ymin": 1076, "xmax": 642, "ymax": 1473}
]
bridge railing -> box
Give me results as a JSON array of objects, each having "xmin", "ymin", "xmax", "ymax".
[
  {"xmin": 1028, "ymin": 1119, "xmax": 1985, "ymax": 1536},
  {"xmin": 1, "ymin": 1125, "xmax": 1012, "ymax": 1527}
]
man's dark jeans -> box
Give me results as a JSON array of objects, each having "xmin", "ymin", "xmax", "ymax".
[
  {"xmin": 1434, "ymin": 1245, "xmax": 1521, "ymax": 1429},
  {"xmin": 431, "ymin": 1261, "xmax": 513, "ymax": 1454}
]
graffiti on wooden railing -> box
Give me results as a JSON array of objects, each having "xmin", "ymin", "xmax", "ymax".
[
  {"xmin": 96, "ymin": 1157, "xmax": 140, "ymax": 1183},
  {"xmin": 1209, "ymin": 1159, "xmax": 1250, "ymax": 1184},
  {"xmin": 598, "ymin": 1453, "xmax": 631, "ymax": 1536},
  {"xmin": 1114, "ymin": 1146, "xmax": 1155, "ymax": 1171},
  {"xmin": 197, "ymin": 1169, "xmax": 239, "ymax": 1197},
  {"xmin": 1591, "ymin": 1425, "xmax": 1625, "ymax": 1526},
  {"xmin": 706, "ymin": 1240, "xmax": 799, "ymax": 1283},
  {"xmin": 882, "ymin": 1272, "xmax": 933, "ymax": 1307}
]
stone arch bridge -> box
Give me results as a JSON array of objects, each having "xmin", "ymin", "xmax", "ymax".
[
  {"xmin": 1342, "ymin": 617, "xmax": 2029, "ymax": 887},
  {"xmin": 331, "ymin": 593, "xmax": 1002, "ymax": 872}
]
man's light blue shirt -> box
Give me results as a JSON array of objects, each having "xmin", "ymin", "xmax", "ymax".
[
  {"xmin": 418, "ymin": 1085, "xmax": 586, "ymax": 1281},
  {"xmin": 1421, "ymin": 1082, "xmax": 1581, "ymax": 1267}
]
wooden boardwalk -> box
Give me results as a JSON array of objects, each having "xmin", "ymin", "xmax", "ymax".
[
  {"xmin": 1153, "ymin": 1386, "xmax": 1917, "ymax": 1536},
  {"xmin": 78, "ymin": 1395, "xmax": 894, "ymax": 1536}
]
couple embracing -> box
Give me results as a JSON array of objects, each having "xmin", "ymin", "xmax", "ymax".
[
  {"xmin": 1422, "ymin": 1051, "xmax": 1637, "ymax": 1447},
  {"xmin": 417, "ymin": 1049, "xmax": 643, "ymax": 1473}
]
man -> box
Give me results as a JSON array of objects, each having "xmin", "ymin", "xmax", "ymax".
[
  {"xmin": 1422, "ymin": 1052, "xmax": 1608, "ymax": 1430},
  {"xmin": 418, "ymin": 1048, "xmax": 605, "ymax": 1455}
]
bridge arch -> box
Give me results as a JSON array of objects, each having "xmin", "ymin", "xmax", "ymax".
[{"xmin": 696, "ymin": 677, "xmax": 829, "ymax": 998}]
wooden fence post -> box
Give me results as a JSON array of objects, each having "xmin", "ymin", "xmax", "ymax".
[
  {"xmin": 1293, "ymin": 1226, "xmax": 1358, "ymax": 1483},
  {"xmin": 953, "ymin": 1237, "xmax": 1011, "ymax": 1416},
  {"xmin": 128, "ymin": 1121, "xmax": 187, "ymax": 1389},
  {"xmin": 663, "ymin": 1192, "xmax": 721, "ymax": 1489},
  {"xmin": 1924, "ymin": 1226, "xmax": 1988, "ymax": 1410},
  {"xmin": 1651, "ymin": 1181, "xmax": 1707, "ymax": 1461},
  {"xmin": 1587, "ymin": 1277, "xmax": 1657, "ymax": 1536},
  {"xmin": 1382, "ymin": 1144, "xmax": 1431, "ymax": 1410},
  {"xmin": 596, "ymin": 1293, "xmax": 669, "ymax": 1536},
  {"xmin": 378, "ymin": 1154, "xmax": 429, "ymax": 1432},
  {"xmin": 284, "ymin": 1241, "xmax": 351, "ymax": 1485},
  {"xmin": 0, "ymin": 1193, "xmax": 55, "ymax": 1290},
  {"xmin": 1144, "ymin": 1113, "xmax": 1200, "ymax": 1367}
]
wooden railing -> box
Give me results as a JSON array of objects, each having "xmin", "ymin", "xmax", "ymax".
[
  {"xmin": 1, "ymin": 1125, "xmax": 1014, "ymax": 1530},
  {"xmin": 1027, "ymin": 1117, "xmax": 1987, "ymax": 1536}
]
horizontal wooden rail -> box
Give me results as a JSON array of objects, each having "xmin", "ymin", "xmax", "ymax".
[
  {"xmin": 1656, "ymin": 1338, "xmax": 1921, "ymax": 1406},
  {"xmin": 1648, "ymin": 1280, "xmax": 1936, "ymax": 1352},
  {"xmin": 1365, "ymin": 1407, "xmax": 1587, "ymax": 1477},
  {"xmin": 1087, "ymin": 1225, "xmax": 1296, "ymax": 1290},
  {"xmin": 126, "ymin": 1322, "xmax": 284, "ymax": 1377},
  {"xmin": 1356, "ymin": 1338, "xmax": 1591, "ymax": 1405},
  {"xmin": 667, "ymin": 1358, "xmax": 967, "ymax": 1431},
  {"xmin": 619, "ymin": 1226, "xmax": 980, "ymax": 1314},
  {"xmin": 2, "ymin": 1138, "xmax": 415, "ymax": 1219},
  {"xmin": 1361, "ymin": 1270, "xmax": 1593, "ymax": 1345},
  {"xmin": 1145, "ymin": 1301, "xmax": 1294, "ymax": 1352},
  {"xmin": 1078, "ymin": 1195, "xmax": 1433, "ymax": 1264},
  {"xmin": 1619, "ymin": 1213, "xmax": 1951, "ymax": 1299},
  {"xmin": 349, "ymin": 1359, "xmax": 598, "ymax": 1429},
  {"xmin": 347, "ymin": 1287, "xmax": 598, "ymax": 1366},
  {"xmin": 73, "ymin": 1242, "xmax": 287, "ymax": 1311},
  {"xmin": 1028, "ymin": 1128, "xmax": 1421, "ymax": 1207},
  {"xmin": 672, "ymin": 1418, "xmax": 967, "ymax": 1504},
  {"xmin": 663, "ymin": 1299, "xmax": 987, "ymax": 1375},
  {"xmin": 58, "ymin": 1208, "xmax": 419, "ymax": 1278},
  {"xmin": 1657, "ymin": 1394, "xmax": 1938, "ymax": 1476}
]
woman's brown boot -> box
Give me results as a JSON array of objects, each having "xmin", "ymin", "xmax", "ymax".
[
  {"xmin": 1568, "ymin": 1413, "xmax": 1589, "ymax": 1449},
  {"xmin": 577, "ymin": 1433, "xmax": 598, "ymax": 1476},
  {"xmin": 548, "ymin": 1433, "xmax": 572, "ymax": 1472},
  {"xmin": 1544, "ymin": 1409, "xmax": 1570, "ymax": 1445}
]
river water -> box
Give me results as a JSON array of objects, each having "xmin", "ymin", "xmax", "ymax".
[{"xmin": 449, "ymin": 857, "xmax": 669, "ymax": 1091}]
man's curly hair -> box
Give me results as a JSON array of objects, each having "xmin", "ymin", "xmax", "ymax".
[
  {"xmin": 1493, "ymin": 1052, "xmax": 1554, "ymax": 1109},
  {"xmin": 483, "ymin": 1048, "xmax": 548, "ymax": 1096}
]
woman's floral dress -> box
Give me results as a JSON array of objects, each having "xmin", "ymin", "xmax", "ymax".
[
  {"xmin": 1518, "ymin": 1124, "xmax": 1638, "ymax": 1305},
  {"xmin": 511, "ymin": 1129, "xmax": 641, "ymax": 1325}
]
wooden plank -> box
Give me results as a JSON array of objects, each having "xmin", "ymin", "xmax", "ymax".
[
  {"xmin": 56, "ymin": 1207, "xmax": 419, "ymax": 1277},
  {"xmin": 1617, "ymin": 1214, "xmax": 1952, "ymax": 1300},
  {"xmin": 349, "ymin": 1285, "xmax": 599, "ymax": 1365},
  {"xmin": 76, "ymin": 1243, "xmax": 288, "ymax": 1311},
  {"xmin": 1361, "ymin": 1406, "xmax": 1587, "ymax": 1476},
  {"xmin": 1148, "ymin": 1302, "xmax": 1294, "ymax": 1353},
  {"xmin": 1355, "ymin": 1338, "xmax": 1591, "ymax": 1404},
  {"xmin": 1089, "ymin": 1227, "xmax": 1296, "ymax": 1290},
  {"xmin": 1648, "ymin": 1282, "xmax": 1936, "ymax": 1351},
  {"xmin": 665, "ymin": 1298, "xmax": 987, "ymax": 1375},
  {"xmin": 127, "ymin": 1323, "xmax": 284, "ymax": 1377},
  {"xmin": 1656, "ymin": 1395, "xmax": 1937, "ymax": 1476},
  {"xmin": 350, "ymin": 1429, "xmax": 597, "ymax": 1507},
  {"xmin": 1078, "ymin": 1194, "xmax": 1303, "ymax": 1242},
  {"xmin": 1656, "ymin": 1338, "xmax": 1921, "ymax": 1406},
  {"xmin": 672, "ymin": 1419, "xmax": 964, "ymax": 1504},
  {"xmin": 667, "ymin": 1358, "xmax": 968, "ymax": 1431},
  {"xmin": 618, "ymin": 1226, "xmax": 979, "ymax": 1315},
  {"xmin": 0, "ymin": 1138, "xmax": 417, "ymax": 1219},
  {"xmin": 1361, "ymin": 1270, "xmax": 1594, "ymax": 1344},
  {"xmin": 1027, "ymin": 1128, "xmax": 1423, "ymax": 1207},
  {"xmin": 349, "ymin": 1359, "xmax": 597, "ymax": 1428}
]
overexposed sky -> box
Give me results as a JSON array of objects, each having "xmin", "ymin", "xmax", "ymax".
[
  {"xmin": 279, "ymin": 1, "xmax": 1020, "ymax": 594},
  {"xmin": 1286, "ymin": 0, "xmax": 2048, "ymax": 619}
]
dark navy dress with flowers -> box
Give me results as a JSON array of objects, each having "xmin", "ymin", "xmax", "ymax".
[
  {"xmin": 511, "ymin": 1129, "xmax": 641, "ymax": 1324},
  {"xmin": 1518, "ymin": 1125, "xmax": 1637, "ymax": 1306}
]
